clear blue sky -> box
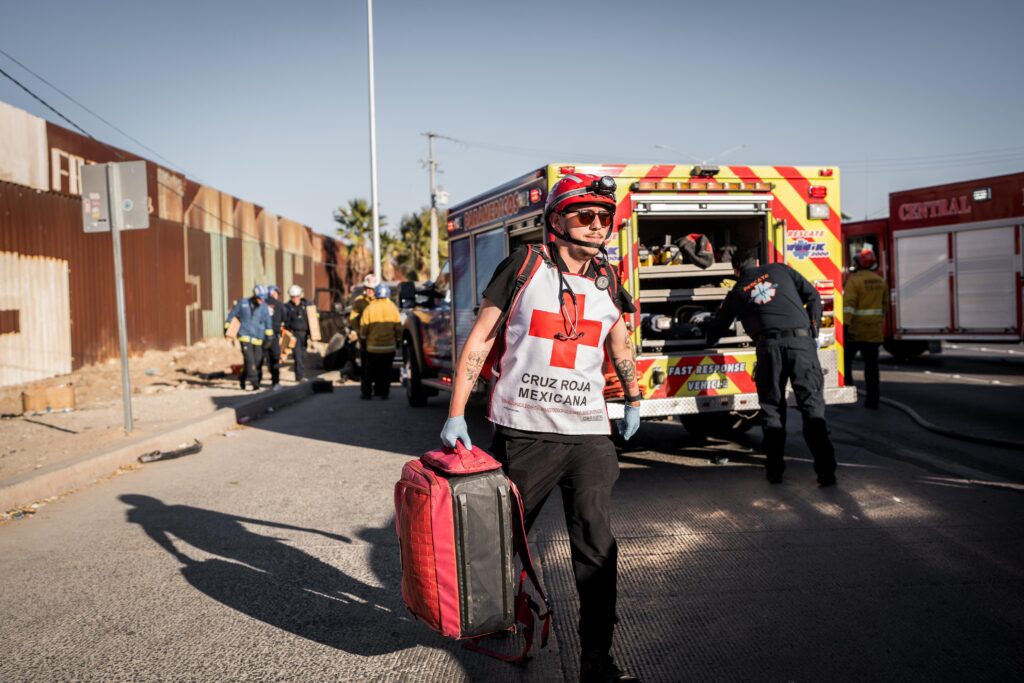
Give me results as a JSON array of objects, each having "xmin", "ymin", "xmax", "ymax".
[{"xmin": 2, "ymin": 0, "xmax": 1022, "ymax": 233}]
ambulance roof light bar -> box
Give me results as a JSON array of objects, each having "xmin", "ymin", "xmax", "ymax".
[
  {"xmin": 690, "ymin": 164, "xmax": 720, "ymax": 178},
  {"xmin": 630, "ymin": 180, "xmax": 774, "ymax": 192}
]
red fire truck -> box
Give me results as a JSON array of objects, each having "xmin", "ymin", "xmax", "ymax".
[{"xmin": 843, "ymin": 172, "xmax": 1024, "ymax": 359}]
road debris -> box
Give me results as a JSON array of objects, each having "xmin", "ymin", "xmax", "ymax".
[{"xmin": 137, "ymin": 440, "xmax": 203, "ymax": 464}]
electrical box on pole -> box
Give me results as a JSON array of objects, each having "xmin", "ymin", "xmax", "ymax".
[{"xmin": 81, "ymin": 161, "xmax": 148, "ymax": 433}]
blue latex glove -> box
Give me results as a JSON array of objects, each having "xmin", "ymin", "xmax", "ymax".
[
  {"xmin": 617, "ymin": 404, "xmax": 640, "ymax": 441},
  {"xmin": 440, "ymin": 416, "xmax": 472, "ymax": 450}
]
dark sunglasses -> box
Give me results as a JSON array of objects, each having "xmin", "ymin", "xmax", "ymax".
[{"xmin": 564, "ymin": 208, "xmax": 613, "ymax": 227}]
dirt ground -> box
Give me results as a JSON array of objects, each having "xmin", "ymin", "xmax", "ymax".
[{"xmin": 0, "ymin": 338, "xmax": 322, "ymax": 484}]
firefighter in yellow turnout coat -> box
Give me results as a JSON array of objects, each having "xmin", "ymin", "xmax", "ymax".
[
  {"xmin": 359, "ymin": 283, "xmax": 402, "ymax": 400},
  {"xmin": 844, "ymin": 248, "xmax": 889, "ymax": 408}
]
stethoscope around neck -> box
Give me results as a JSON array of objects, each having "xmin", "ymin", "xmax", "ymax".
[{"xmin": 551, "ymin": 245, "xmax": 595, "ymax": 342}]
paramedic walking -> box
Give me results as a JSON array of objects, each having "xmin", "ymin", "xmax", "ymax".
[
  {"xmin": 843, "ymin": 248, "xmax": 888, "ymax": 409},
  {"xmin": 440, "ymin": 174, "xmax": 642, "ymax": 683},
  {"xmin": 706, "ymin": 248, "xmax": 838, "ymax": 486}
]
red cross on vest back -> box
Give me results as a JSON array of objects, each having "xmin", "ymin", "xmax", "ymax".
[{"xmin": 527, "ymin": 294, "xmax": 602, "ymax": 369}]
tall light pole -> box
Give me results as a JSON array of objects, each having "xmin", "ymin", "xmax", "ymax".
[{"xmin": 366, "ymin": 0, "xmax": 382, "ymax": 279}]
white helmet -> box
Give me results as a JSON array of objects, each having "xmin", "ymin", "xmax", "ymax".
[
  {"xmin": 362, "ymin": 273, "xmax": 379, "ymax": 289},
  {"xmin": 288, "ymin": 284, "xmax": 304, "ymax": 297}
]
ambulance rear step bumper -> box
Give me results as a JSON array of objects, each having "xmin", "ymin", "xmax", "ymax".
[{"xmin": 606, "ymin": 386, "xmax": 857, "ymax": 419}]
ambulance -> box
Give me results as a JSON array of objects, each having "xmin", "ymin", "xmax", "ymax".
[{"xmin": 400, "ymin": 163, "xmax": 857, "ymax": 433}]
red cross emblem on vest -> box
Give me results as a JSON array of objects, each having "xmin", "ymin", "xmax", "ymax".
[{"xmin": 527, "ymin": 294, "xmax": 602, "ymax": 369}]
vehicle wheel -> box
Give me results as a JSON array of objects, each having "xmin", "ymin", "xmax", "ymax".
[
  {"xmin": 883, "ymin": 339, "xmax": 928, "ymax": 361},
  {"xmin": 322, "ymin": 333, "xmax": 345, "ymax": 371},
  {"xmin": 680, "ymin": 412, "xmax": 756, "ymax": 438},
  {"xmin": 404, "ymin": 345, "xmax": 429, "ymax": 407}
]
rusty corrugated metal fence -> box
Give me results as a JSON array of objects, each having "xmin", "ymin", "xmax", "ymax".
[{"xmin": 0, "ymin": 102, "xmax": 348, "ymax": 386}]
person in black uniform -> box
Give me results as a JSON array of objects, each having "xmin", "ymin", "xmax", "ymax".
[
  {"xmin": 283, "ymin": 284, "xmax": 310, "ymax": 382},
  {"xmin": 706, "ymin": 247, "xmax": 837, "ymax": 486},
  {"xmin": 260, "ymin": 285, "xmax": 285, "ymax": 390}
]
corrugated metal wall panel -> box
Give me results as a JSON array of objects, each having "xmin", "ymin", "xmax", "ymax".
[
  {"xmin": 1, "ymin": 108, "xmax": 348, "ymax": 384},
  {"xmin": 226, "ymin": 234, "xmax": 243, "ymax": 308},
  {"xmin": 0, "ymin": 252, "xmax": 71, "ymax": 385}
]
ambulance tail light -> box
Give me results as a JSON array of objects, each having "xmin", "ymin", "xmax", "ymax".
[
  {"xmin": 529, "ymin": 188, "xmax": 542, "ymax": 203},
  {"xmin": 807, "ymin": 203, "xmax": 830, "ymax": 220},
  {"xmin": 808, "ymin": 185, "xmax": 827, "ymax": 199}
]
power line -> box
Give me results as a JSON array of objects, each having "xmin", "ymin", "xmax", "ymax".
[
  {"xmin": 0, "ymin": 64, "xmax": 92, "ymax": 138},
  {"xmin": 835, "ymin": 144, "xmax": 1024, "ymax": 167},
  {"xmin": 0, "ymin": 48, "xmax": 191, "ymax": 177},
  {"xmin": 0, "ymin": 61, "xmax": 255, "ymax": 237}
]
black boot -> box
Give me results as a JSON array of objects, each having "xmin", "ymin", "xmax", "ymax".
[
  {"xmin": 761, "ymin": 427, "xmax": 787, "ymax": 483},
  {"xmin": 580, "ymin": 653, "xmax": 641, "ymax": 683},
  {"xmin": 803, "ymin": 418, "xmax": 837, "ymax": 486}
]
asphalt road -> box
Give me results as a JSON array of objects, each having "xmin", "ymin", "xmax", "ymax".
[
  {"xmin": 845, "ymin": 341, "xmax": 1024, "ymax": 478},
  {"xmin": 1, "ymin": 372, "xmax": 1022, "ymax": 682}
]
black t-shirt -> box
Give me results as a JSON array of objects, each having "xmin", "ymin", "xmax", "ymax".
[
  {"xmin": 482, "ymin": 245, "xmax": 633, "ymax": 445},
  {"xmin": 482, "ymin": 245, "xmax": 635, "ymax": 314}
]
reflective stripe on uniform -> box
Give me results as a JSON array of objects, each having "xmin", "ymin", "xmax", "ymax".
[{"xmin": 849, "ymin": 308, "xmax": 883, "ymax": 316}]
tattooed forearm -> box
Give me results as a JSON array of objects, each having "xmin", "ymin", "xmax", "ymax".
[
  {"xmin": 464, "ymin": 350, "xmax": 487, "ymax": 383},
  {"xmin": 614, "ymin": 357, "xmax": 636, "ymax": 385}
]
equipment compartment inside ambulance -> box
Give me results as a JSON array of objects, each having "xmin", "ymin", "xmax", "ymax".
[{"xmin": 630, "ymin": 209, "xmax": 769, "ymax": 352}]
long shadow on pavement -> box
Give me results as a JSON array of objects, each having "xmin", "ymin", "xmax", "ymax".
[{"xmin": 120, "ymin": 494, "xmax": 424, "ymax": 657}]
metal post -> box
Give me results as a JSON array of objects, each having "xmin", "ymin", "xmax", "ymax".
[
  {"xmin": 427, "ymin": 132, "xmax": 440, "ymax": 280},
  {"xmin": 106, "ymin": 163, "xmax": 134, "ymax": 433},
  {"xmin": 367, "ymin": 0, "xmax": 382, "ymax": 280}
]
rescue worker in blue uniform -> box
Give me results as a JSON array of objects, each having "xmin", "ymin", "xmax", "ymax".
[
  {"xmin": 226, "ymin": 286, "xmax": 274, "ymax": 391},
  {"xmin": 260, "ymin": 285, "xmax": 285, "ymax": 390},
  {"xmin": 441, "ymin": 174, "xmax": 642, "ymax": 683},
  {"xmin": 706, "ymin": 248, "xmax": 837, "ymax": 486},
  {"xmin": 283, "ymin": 285, "xmax": 310, "ymax": 381}
]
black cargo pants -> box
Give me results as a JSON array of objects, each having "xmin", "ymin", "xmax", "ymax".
[
  {"xmin": 844, "ymin": 340, "xmax": 881, "ymax": 407},
  {"xmin": 362, "ymin": 350, "xmax": 395, "ymax": 398},
  {"xmin": 291, "ymin": 331, "xmax": 308, "ymax": 380},
  {"xmin": 239, "ymin": 341, "xmax": 263, "ymax": 390},
  {"xmin": 754, "ymin": 335, "xmax": 836, "ymax": 478},
  {"xmin": 492, "ymin": 431, "xmax": 620, "ymax": 656},
  {"xmin": 260, "ymin": 336, "xmax": 281, "ymax": 385}
]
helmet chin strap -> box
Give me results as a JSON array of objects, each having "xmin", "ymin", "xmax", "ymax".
[{"xmin": 550, "ymin": 225, "xmax": 612, "ymax": 262}]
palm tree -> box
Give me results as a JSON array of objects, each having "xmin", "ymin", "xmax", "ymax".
[
  {"xmin": 397, "ymin": 207, "xmax": 448, "ymax": 281},
  {"xmin": 334, "ymin": 199, "xmax": 386, "ymax": 288}
]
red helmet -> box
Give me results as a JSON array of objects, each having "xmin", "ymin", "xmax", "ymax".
[
  {"xmin": 544, "ymin": 173, "xmax": 618, "ymax": 229},
  {"xmin": 856, "ymin": 248, "xmax": 877, "ymax": 269}
]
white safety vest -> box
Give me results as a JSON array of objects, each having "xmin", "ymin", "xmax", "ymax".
[{"xmin": 489, "ymin": 254, "xmax": 622, "ymax": 435}]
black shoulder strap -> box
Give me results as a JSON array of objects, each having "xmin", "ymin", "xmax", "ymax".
[{"xmin": 494, "ymin": 244, "xmax": 552, "ymax": 333}]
